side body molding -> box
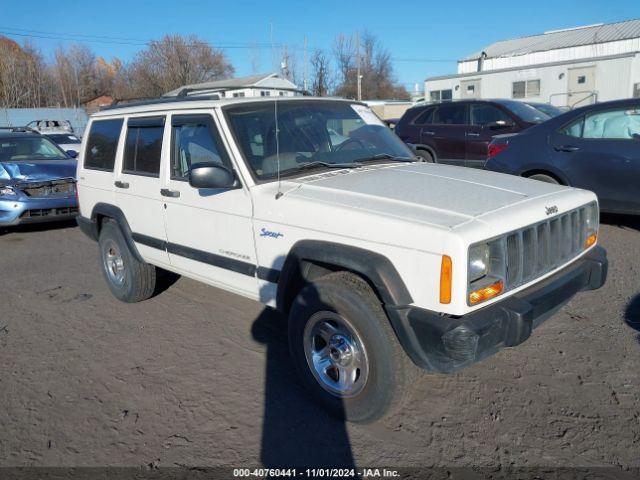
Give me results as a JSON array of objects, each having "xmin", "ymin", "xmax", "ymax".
[{"xmin": 276, "ymin": 240, "xmax": 413, "ymax": 313}]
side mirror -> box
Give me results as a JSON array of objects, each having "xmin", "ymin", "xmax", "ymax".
[
  {"xmin": 66, "ymin": 150, "xmax": 78, "ymax": 158},
  {"xmin": 188, "ymin": 163, "xmax": 237, "ymax": 189},
  {"xmin": 486, "ymin": 121, "xmax": 514, "ymax": 130}
]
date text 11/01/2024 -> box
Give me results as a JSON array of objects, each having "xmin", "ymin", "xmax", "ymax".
[{"xmin": 233, "ymin": 468, "xmax": 400, "ymax": 477}]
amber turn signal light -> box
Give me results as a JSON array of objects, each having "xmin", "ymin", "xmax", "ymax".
[
  {"xmin": 440, "ymin": 255, "xmax": 452, "ymax": 304},
  {"xmin": 469, "ymin": 280, "xmax": 504, "ymax": 305},
  {"xmin": 585, "ymin": 233, "xmax": 597, "ymax": 248}
]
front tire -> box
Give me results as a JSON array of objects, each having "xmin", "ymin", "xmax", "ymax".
[
  {"xmin": 288, "ymin": 272, "xmax": 414, "ymax": 423},
  {"xmin": 98, "ymin": 220, "xmax": 156, "ymax": 303}
]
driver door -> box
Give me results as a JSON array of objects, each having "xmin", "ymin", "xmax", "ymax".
[
  {"xmin": 162, "ymin": 112, "xmax": 258, "ymax": 298},
  {"xmin": 466, "ymin": 103, "xmax": 518, "ymax": 168}
]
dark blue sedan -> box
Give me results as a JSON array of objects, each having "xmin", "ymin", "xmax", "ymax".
[
  {"xmin": 0, "ymin": 129, "xmax": 78, "ymax": 226},
  {"xmin": 485, "ymin": 99, "xmax": 640, "ymax": 215}
]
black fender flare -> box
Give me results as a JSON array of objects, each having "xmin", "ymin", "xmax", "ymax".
[
  {"xmin": 90, "ymin": 203, "xmax": 145, "ymax": 263},
  {"xmin": 276, "ymin": 240, "xmax": 413, "ymax": 314}
]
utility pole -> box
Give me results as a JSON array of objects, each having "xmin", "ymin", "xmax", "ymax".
[
  {"xmin": 356, "ymin": 31, "xmax": 362, "ymax": 101},
  {"xmin": 303, "ymin": 35, "xmax": 308, "ymax": 93}
]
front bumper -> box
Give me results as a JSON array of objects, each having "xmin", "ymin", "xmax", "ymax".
[
  {"xmin": 386, "ymin": 246, "xmax": 608, "ymax": 373},
  {"xmin": 0, "ymin": 196, "xmax": 78, "ymax": 226}
]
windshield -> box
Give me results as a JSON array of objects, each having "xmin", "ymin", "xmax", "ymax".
[
  {"xmin": 527, "ymin": 103, "xmax": 564, "ymax": 118},
  {"xmin": 46, "ymin": 134, "xmax": 81, "ymax": 144},
  {"xmin": 0, "ymin": 136, "xmax": 68, "ymax": 161},
  {"xmin": 225, "ymin": 101, "xmax": 413, "ymax": 180},
  {"xmin": 501, "ymin": 101, "xmax": 551, "ymax": 124}
]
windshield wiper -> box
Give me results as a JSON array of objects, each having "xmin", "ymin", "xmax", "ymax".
[
  {"xmin": 353, "ymin": 153, "xmax": 417, "ymax": 163},
  {"xmin": 278, "ymin": 161, "xmax": 362, "ymax": 177}
]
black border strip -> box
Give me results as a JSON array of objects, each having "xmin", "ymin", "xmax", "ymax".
[
  {"xmin": 131, "ymin": 232, "xmax": 279, "ymax": 282},
  {"xmin": 131, "ymin": 232, "xmax": 166, "ymax": 251}
]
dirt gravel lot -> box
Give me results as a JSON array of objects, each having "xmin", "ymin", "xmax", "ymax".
[{"xmin": 1, "ymin": 217, "xmax": 639, "ymax": 469}]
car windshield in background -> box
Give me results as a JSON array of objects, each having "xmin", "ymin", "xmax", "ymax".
[
  {"xmin": 225, "ymin": 101, "xmax": 413, "ymax": 180},
  {"xmin": 47, "ymin": 134, "xmax": 81, "ymax": 144},
  {"xmin": 499, "ymin": 100, "xmax": 551, "ymax": 123},
  {"xmin": 526, "ymin": 103, "xmax": 564, "ymax": 118},
  {"xmin": 0, "ymin": 137, "xmax": 68, "ymax": 161}
]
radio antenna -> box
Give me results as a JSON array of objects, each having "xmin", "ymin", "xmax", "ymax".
[{"xmin": 274, "ymin": 93, "xmax": 283, "ymax": 199}]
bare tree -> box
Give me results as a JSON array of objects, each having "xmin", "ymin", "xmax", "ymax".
[
  {"xmin": 0, "ymin": 37, "xmax": 53, "ymax": 108},
  {"xmin": 116, "ymin": 34, "xmax": 234, "ymax": 99},
  {"xmin": 333, "ymin": 34, "xmax": 355, "ymax": 90},
  {"xmin": 332, "ymin": 31, "xmax": 409, "ymax": 100},
  {"xmin": 309, "ymin": 49, "xmax": 332, "ymax": 96}
]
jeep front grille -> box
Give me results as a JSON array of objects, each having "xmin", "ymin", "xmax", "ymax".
[
  {"xmin": 504, "ymin": 204, "xmax": 594, "ymax": 290},
  {"xmin": 467, "ymin": 202, "xmax": 599, "ymax": 306}
]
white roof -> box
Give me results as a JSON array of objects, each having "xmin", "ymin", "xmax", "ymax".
[
  {"xmin": 91, "ymin": 96, "xmax": 356, "ymax": 118},
  {"xmin": 164, "ymin": 73, "xmax": 300, "ymax": 96},
  {"xmin": 463, "ymin": 18, "xmax": 640, "ymax": 60}
]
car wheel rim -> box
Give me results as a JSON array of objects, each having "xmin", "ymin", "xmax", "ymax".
[
  {"xmin": 303, "ymin": 311, "xmax": 369, "ymax": 398},
  {"xmin": 103, "ymin": 240, "xmax": 125, "ymax": 286}
]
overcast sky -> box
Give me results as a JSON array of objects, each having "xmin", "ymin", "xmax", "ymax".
[{"xmin": 2, "ymin": 0, "xmax": 638, "ymax": 92}]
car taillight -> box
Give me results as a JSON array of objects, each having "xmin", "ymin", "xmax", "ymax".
[{"xmin": 487, "ymin": 143, "xmax": 508, "ymax": 158}]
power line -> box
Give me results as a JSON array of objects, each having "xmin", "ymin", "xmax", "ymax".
[
  {"xmin": 0, "ymin": 27, "xmax": 458, "ymax": 63},
  {"xmin": 0, "ymin": 27, "xmax": 282, "ymax": 50}
]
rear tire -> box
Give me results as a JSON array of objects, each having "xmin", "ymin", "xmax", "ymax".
[
  {"xmin": 528, "ymin": 173, "xmax": 559, "ymax": 184},
  {"xmin": 416, "ymin": 149, "xmax": 434, "ymax": 163},
  {"xmin": 288, "ymin": 271, "xmax": 414, "ymax": 423},
  {"xmin": 98, "ymin": 219, "xmax": 156, "ymax": 303}
]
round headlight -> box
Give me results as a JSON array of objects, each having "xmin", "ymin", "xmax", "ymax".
[{"xmin": 469, "ymin": 244, "xmax": 490, "ymax": 282}]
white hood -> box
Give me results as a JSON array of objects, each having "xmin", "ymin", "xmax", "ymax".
[{"xmin": 282, "ymin": 163, "xmax": 569, "ymax": 229}]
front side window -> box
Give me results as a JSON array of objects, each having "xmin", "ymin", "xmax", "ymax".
[
  {"xmin": 434, "ymin": 104, "xmax": 466, "ymax": 125},
  {"xmin": 0, "ymin": 136, "xmax": 67, "ymax": 162},
  {"xmin": 171, "ymin": 114, "xmax": 230, "ymax": 180},
  {"xmin": 84, "ymin": 119, "xmax": 123, "ymax": 171},
  {"xmin": 470, "ymin": 104, "xmax": 512, "ymax": 126},
  {"xmin": 123, "ymin": 117, "xmax": 164, "ymax": 176},
  {"xmin": 225, "ymin": 101, "xmax": 413, "ymax": 181}
]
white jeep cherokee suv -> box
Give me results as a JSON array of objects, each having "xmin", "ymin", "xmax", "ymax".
[{"xmin": 76, "ymin": 96, "xmax": 607, "ymax": 422}]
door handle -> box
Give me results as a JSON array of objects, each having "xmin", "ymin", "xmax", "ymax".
[
  {"xmin": 114, "ymin": 181, "xmax": 129, "ymax": 189},
  {"xmin": 466, "ymin": 132, "xmax": 480, "ymax": 137},
  {"xmin": 423, "ymin": 131, "xmax": 435, "ymax": 136},
  {"xmin": 160, "ymin": 188, "xmax": 180, "ymax": 198},
  {"xmin": 554, "ymin": 145, "xmax": 579, "ymax": 152}
]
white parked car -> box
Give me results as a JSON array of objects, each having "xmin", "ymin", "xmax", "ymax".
[
  {"xmin": 43, "ymin": 133, "xmax": 82, "ymax": 156},
  {"xmin": 76, "ymin": 96, "xmax": 607, "ymax": 422}
]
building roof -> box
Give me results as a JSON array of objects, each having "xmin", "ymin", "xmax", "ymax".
[
  {"xmin": 164, "ymin": 73, "xmax": 300, "ymax": 96},
  {"xmin": 463, "ymin": 18, "xmax": 640, "ymax": 61}
]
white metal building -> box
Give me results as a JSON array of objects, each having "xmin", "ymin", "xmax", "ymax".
[
  {"xmin": 425, "ymin": 19, "xmax": 640, "ymax": 107},
  {"xmin": 164, "ymin": 73, "xmax": 303, "ymax": 98}
]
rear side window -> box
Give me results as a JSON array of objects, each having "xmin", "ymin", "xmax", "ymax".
[
  {"xmin": 434, "ymin": 104, "xmax": 466, "ymax": 125},
  {"xmin": 413, "ymin": 108, "xmax": 435, "ymax": 125},
  {"xmin": 123, "ymin": 117, "xmax": 165, "ymax": 177},
  {"xmin": 170, "ymin": 114, "xmax": 230, "ymax": 180},
  {"xmin": 84, "ymin": 119, "xmax": 123, "ymax": 171}
]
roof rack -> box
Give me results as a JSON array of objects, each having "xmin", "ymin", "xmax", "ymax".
[
  {"xmin": 101, "ymin": 94, "xmax": 221, "ymax": 111},
  {"xmin": 0, "ymin": 126, "xmax": 40, "ymax": 134}
]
